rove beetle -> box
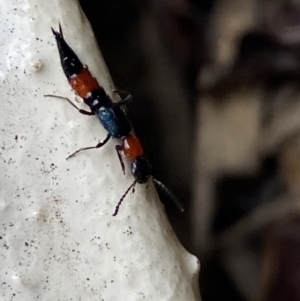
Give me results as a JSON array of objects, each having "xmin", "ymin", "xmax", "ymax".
[{"xmin": 45, "ymin": 25, "xmax": 184, "ymax": 216}]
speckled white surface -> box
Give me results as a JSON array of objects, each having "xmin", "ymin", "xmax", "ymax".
[{"xmin": 0, "ymin": 0, "xmax": 201, "ymax": 300}]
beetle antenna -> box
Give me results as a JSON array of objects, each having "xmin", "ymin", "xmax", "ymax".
[
  {"xmin": 112, "ymin": 180, "xmax": 137, "ymax": 216},
  {"xmin": 153, "ymin": 178, "xmax": 185, "ymax": 213},
  {"xmin": 59, "ymin": 23, "xmax": 63, "ymax": 36}
]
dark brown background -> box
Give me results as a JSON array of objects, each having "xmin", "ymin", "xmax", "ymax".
[{"xmin": 79, "ymin": 1, "xmax": 300, "ymax": 300}]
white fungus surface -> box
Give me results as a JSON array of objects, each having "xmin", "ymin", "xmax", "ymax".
[{"xmin": 0, "ymin": 0, "xmax": 201, "ymax": 300}]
